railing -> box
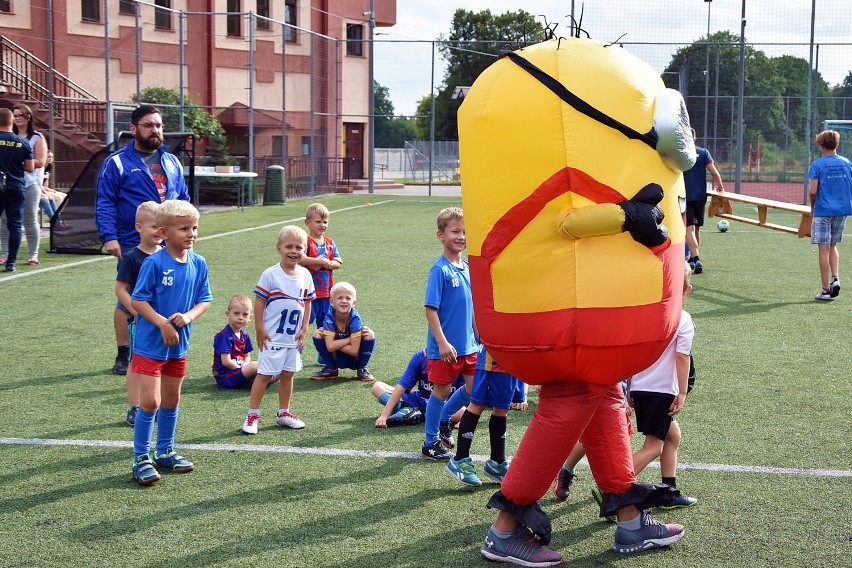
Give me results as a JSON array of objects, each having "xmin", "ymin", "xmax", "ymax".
[{"xmin": 253, "ymin": 156, "xmax": 348, "ymax": 200}]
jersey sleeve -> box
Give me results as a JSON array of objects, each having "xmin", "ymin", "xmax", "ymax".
[
  {"xmin": 193, "ymin": 255, "xmax": 213, "ymax": 304},
  {"xmin": 397, "ymin": 351, "xmax": 425, "ymax": 392},
  {"xmin": 244, "ymin": 332, "xmax": 254, "ymax": 353},
  {"xmin": 213, "ymin": 330, "xmax": 233, "ymax": 356},
  {"xmin": 116, "ymin": 254, "xmax": 135, "ymax": 283},
  {"xmin": 131, "ymin": 254, "xmax": 159, "ymax": 301},
  {"xmin": 348, "ymin": 310, "xmax": 364, "ymax": 337},
  {"xmin": 254, "ymin": 268, "xmax": 273, "ymax": 301},
  {"xmin": 329, "ymin": 238, "xmax": 342, "ymax": 262},
  {"xmin": 424, "ymin": 263, "xmax": 444, "ymax": 309},
  {"xmin": 675, "ymin": 312, "xmax": 695, "ymax": 355}
]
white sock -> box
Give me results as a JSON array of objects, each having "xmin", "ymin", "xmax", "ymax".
[
  {"xmin": 278, "ymin": 408, "xmax": 289, "ymax": 415},
  {"xmin": 248, "ymin": 408, "xmax": 260, "ymax": 416}
]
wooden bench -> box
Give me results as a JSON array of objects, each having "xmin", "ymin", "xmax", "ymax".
[{"xmin": 706, "ymin": 189, "xmax": 812, "ymax": 238}]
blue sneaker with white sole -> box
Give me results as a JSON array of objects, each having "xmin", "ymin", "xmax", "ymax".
[
  {"xmin": 445, "ymin": 456, "xmax": 482, "ymax": 486},
  {"xmin": 153, "ymin": 448, "xmax": 194, "ymax": 473}
]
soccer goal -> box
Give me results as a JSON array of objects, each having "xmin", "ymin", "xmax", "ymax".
[{"xmin": 823, "ymin": 120, "xmax": 852, "ymax": 157}]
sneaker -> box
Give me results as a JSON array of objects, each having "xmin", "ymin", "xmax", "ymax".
[
  {"xmin": 241, "ymin": 413, "xmax": 260, "ymax": 435},
  {"xmin": 125, "ymin": 406, "xmax": 139, "ymax": 427},
  {"xmin": 687, "ymin": 259, "xmax": 695, "ymax": 273},
  {"xmin": 553, "ymin": 468, "xmax": 575, "ymax": 501},
  {"xmin": 483, "ymin": 459, "xmax": 510, "ymax": 483},
  {"xmin": 357, "ymin": 367, "xmax": 375, "ymax": 382},
  {"xmin": 439, "ymin": 421, "xmax": 455, "ymax": 449},
  {"xmin": 4, "ymin": 262, "xmax": 16, "ymax": 272},
  {"xmin": 692, "ymin": 259, "xmax": 703, "ymax": 274},
  {"xmin": 830, "ymin": 277, "xmax": 841, "ymax": 298},
  {"xmin": 480, "ymin": 525, "xmax": 563, "ymax": 567},
  {"xmin": 386, "ymin": 406, "xmax": 423, "ymax": 427},
  {"xmin": 591, "ymin": 486, "xmax": 617, "ymax": 523},
  {"xmin": 612, "ymin": 511, "xmax": 685, "ymax": 554},
  {"xmin": 401, "ymin": 408, "xmax": 425, "ymax": 426},
  {"xmin": 113, "ymin": 355, "xmax": 129, "ymax": 375},
  {"xmin": 277, "ymin": 410, "xmax": 305, "ymax": 429},
  {"xmin": 132, "ymin": 454, "xmax": 161, "ymax": 486},
  {"xmin": 421, "ymin": 440, "xmax": 452, "ymax": 461},
  {"xmin": 310, "ymin": 367, "xmax": 339, "ymax": 380},
  {"xmin": 658, "ymin": 493, "xmax": 698, "ymax": 510},
  {"xmin": 153, "ymin": 448, "xmax": 194, "ymax": 473},
  {"xmin": 445, "ymin": 456, "xmax": 482, "ymax": 486},
  {"xmin": 815, "ymin": 289, "xmax": 832, "ymax": 301}
]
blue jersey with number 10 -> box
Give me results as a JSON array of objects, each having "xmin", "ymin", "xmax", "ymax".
[{"xmin": 255, "ymin": 263, "xmax": 316, "ymax": 347}]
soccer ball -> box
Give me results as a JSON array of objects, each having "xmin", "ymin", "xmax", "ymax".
[{"xmin": 717, "ymin": 219, "xmax": 730, "ymax": 233}]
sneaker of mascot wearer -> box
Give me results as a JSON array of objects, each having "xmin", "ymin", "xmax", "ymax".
[
  {"xmin": 357, "ymin": 367, "xmax": 375, "ymax": 382},
  {"xmin": 439, "ymin": 421, "xmax": 455, "ymax": 449},
  {"xmin": 445, "ymin": 456, "xmax": 482, "ymax": 486},
  {"xmin": 153, "ymin": 448, "xmax": 195, "ymax": 473},
  {"xmin": 658, "ymin": 493, "xmax": 698, "ymax": 510},
  {"xmin": 830, "ymin": 276, "xmax": 841, "ymax": 298},
  {"xmin": 483, "ymin": 459, "xmax": 510, "ymax": 484},
  {"xmin": 277, "ymin": 410, "xmax": 305, "ymax": 429},
  {"xmin": 612, "ymin": 511, "xmax": 685, "ymax": 554},
  {"xmin": 421, "ymin": 440, "xmax": 452, "ymax": 461},
  {"xmin": 480, "ymin": 525, "xmax": 563, "ymax": 567},
  {"xmin": 241, "ymin": 413, "xmax": 260, "ymax": 435},
  {"xmin": 553, "ymin": 468, "xmax": 576, "ymax": 501},
  {"xmin": 132, "ymin": 454, "xmax": 161, "ymax": 486}
]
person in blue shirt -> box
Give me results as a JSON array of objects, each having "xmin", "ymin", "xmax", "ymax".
[
  {"xmin": 0, "ymin": 107, "xmax": 35, "ymax": 272},
  {"xmin": 96, "ymin": 105, "xmax": 190, "ymax": 376},
  {"xmin": 212, "ymin": 295, "xmax": 259, "ymax": 388},
  {"xmin": 683, "ymin": 128, "xmax": 724, "ymax": 274},
  {"xmin": 808, "ymin": 129, "xmax": 852, "ymax": 301},
  {"xmin": 310, "ymin": 281, "xmax": 376, "ymax": 381},
  {"xmin": 129, "ymin": 200, "xmax": 212, "ymax": 485}
]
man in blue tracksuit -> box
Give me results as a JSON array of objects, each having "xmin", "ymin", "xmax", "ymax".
[{"xmin": 96, "ymin": 104, "xmax": 190, "ymax": 375}]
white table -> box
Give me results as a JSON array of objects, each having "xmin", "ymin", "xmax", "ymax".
[{"xmin": 185, "ymin": 170, "xmax": 258, "ymax": 209}]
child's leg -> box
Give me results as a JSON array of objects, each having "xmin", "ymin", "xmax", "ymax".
[
  {"xmin": 133, "ymin": 373, "xmax": 160, "ymax": 456},
  {"xmin": 242, "ymin": 361, "xmax": 258, "ymax": 379},
  {"xmin": 249, "ymin": 373, "xmax": 274, "ymax": 409},
  {"xmin": 454, "ymin": 403, "xmax": 484, "ymax": 460},
  {"xmin": 632, "ymin": 434, "xmax": 665, "ymax": 476},
  {"xmin": 155, "ymin": 373, "xmax": 185, "ymax": 452},
  {"xmin": 126, "ymin": 371, "xmax": 141, "ymax": 407},
  {"xmin": 659, "ymin": 420, "xmax": 682, "ymax": 480},
  {"xmin": 565, "ymin": 441, "xmax": 586, "ymax": 471},
  {"xmin": 424, "ymin": 382, "xmax": 451, "ymax": 446},
  {"xmin": 489, "ymin": 408, "xmax": 509, "ymax": 463},
  {"xmin": 441, "ymin": 381, "xmax": 471, "ymax": 423},
  {"xmin": 277, "ymin": 371, "xmax": 296, "ymax": 410},
  {"xmin": 312, "ymin": 335, "xmax": 336, "ymax": 369},
  {"xmin": 357, "ymin": 329, "xmax": 376, "ymax": 369}
]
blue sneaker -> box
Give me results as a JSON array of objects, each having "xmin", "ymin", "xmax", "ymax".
[
  {"xmin": 692, "ymin": 259, "xmax": 703, "ymax": 274},
  {"xmin": 612, "ymin": 511, "xmax": 685, "ymax": 554},
  {"xmin": 481, "ymin": 525, "xmax": 562, "ymax": 566},
  {"xmin": 125, "ymin": 406, "xmax": 139, "ymax": 427},
  {"xmin": 483, "ymin": 459, "xmax": 510, "ymax": 483},
  {"xmin": 153, "ymin": 448, "xmax": 194, "ymax": 473},
  {"xmin": 658, "ymin": 493, "xmax": 698, "ymax": 510},
  {"xmin": 386, "ymin": 406, "xmax": 423, "ymax": 427},
  {"xmin": 132, "ymin": 454, "xmax": 161, "ymax": 486},
  {"xmin": 445, "ymin": 456, "xmax": 482, "ymax": 486}
]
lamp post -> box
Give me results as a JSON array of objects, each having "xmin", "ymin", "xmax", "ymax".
[
  {"xmin": 704, "ymin": 0, "xmax": 712, "ymax": 148},
  {"xmin": 368, "ymin": 0, "xmax": 376, "ymax": 194}
]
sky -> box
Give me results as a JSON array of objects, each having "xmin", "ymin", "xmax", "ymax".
[{"xmin": 373, "ymin": 0, "xmax": 851, "ymax": 117}]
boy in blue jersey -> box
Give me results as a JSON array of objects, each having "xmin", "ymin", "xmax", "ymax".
[
  {"xmin": 808, "ymin": 130, "xmax": 852, "ymax": 300},
  {"xmin": 421, "ymin": 207, "xmax": 478, "ymax": 461},
  {"xmin": 115, "ymin": 201, "xmax": 161, "ymax": 426},
  {"xmin": 212, "ymin": 294, "xmax": 259, "ymax": 388},
  {"xmin": 446, "ymin": 344, "xmax": 524, "ymax": 486},
  {"xmin": 310, "ymin": 281, "xmax": 376, "ymax": 381},
  {"xmin": 129, "ymin": 200, "xmax": 212, "ymax": 485}
]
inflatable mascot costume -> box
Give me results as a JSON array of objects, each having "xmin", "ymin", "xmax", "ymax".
[{"xmin": 459, "ymin": 36, "xmax": 697, "ymax": 564}]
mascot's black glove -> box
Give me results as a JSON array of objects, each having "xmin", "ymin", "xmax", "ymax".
[{"xmin": 617, "ymin": 183, "xmax": 669, "ymax": 248}]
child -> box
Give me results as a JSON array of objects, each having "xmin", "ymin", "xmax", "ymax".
[
  {"xmin": 241, "ymin": 225, "xmax": 315, "ymax": 435},
  {"xmin": 115, "ymin": 201, "xmax": 161, "ymax": 427},
  {"xmin": 445, "ymin": 344, "xmax": 524, "ymax": 486},
  {"xmin": 299, "ymin": 203, "xmax": 342, "ymax": 342},
  {"xmin": 310, "ymin": 281, "xmax": 376, "ymax": 381},
  {"xmin": 212, "ymin": 294, "xmax": 259, "ymax": 388},
  {"xmin": 625, "ymin": 261, "xmax": 697, "ymax": 508},
  {"xmin": 421, "ymin": 207, "xmax": 478, "ymax": 461},
  {"xmin": 129, "ymin": 200, "xmax": 212, "ymax": 486},
  {"xmin": 373, "ymin": 348, "xmax": 466, "ymax": 428}
]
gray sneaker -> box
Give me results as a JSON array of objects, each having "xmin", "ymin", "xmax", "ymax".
[
  {"xmin": 480, "ymin": 526, "xmax": 563, "ymax": 567},
  {"xmin": 612, "ymin": 511, "xmax": 684, "ymax": 554}
]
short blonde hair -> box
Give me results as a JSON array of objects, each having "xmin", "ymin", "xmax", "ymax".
[
  {"xmin": 156, "ymin": 200, "xmax": 199, "ymax": 226},
  {"xmin": 330, "ymin": 281, "xmax": 357, "ymax": 300},
  {"xmin": 136, "ymin": 201, "xmax": 159, "ymax": 223},
  {"xmin": 278, "ymin": 224, "xmax": 308, "ymax": 245},
  {"xmin": 306, "ymin": 202, "xmax": 329, "ymax": 220},
  {"xmin": 683, "ymin": 260, "xmax": 693, "ymax": 292},
  {"xmin": 227, "ymin": 294, "xmax": 252, "ymax": 312},
  {"xmin": 437, "ymin": 206, "xmax": 463, "ymax": 231},
  {"xmin": 815, "ymin": 130, "xmax": 840, "ymax": 151}
]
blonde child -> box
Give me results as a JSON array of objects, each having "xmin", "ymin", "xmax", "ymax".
[
  {"xmin": 241, "ymin": 225, "xmax": 315, "ymax": 435},
  {"xmin": 212, "ymin": 295, "xmax": 259, "ymax": 388},
  {"xmin": 299, "ymin": 203, "xmax": 342, "ymax": 333},
  {"xmin": 129, "ymin": 200, "xmax": 212, "ymax": 485},
  {"xmin": 310, "ymin": 281, "xmax": 376, "ymax": 381}
]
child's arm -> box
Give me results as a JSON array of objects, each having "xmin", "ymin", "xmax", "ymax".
[
  {"xmin": 169, "ymin": 301, "xmax": 211, "ymax": 328},
  {"xmin": 114, "ymin": 280, "xmax": 136, "ymax": 320},
  {"xmin": 375, "ymin": 384, "xmax": 407, "ymax": 428},
  {"xmin": 254, "ymin": 295, "xmax": 270, "ymax": 351},
  {"xmin": 220, "ymin": 353, "xmax": 242, "ymax": 370},
  {"xmin": 132, "ymin": 299, "xmax": 179, "ymax": 346},
  {"xmin": 426, "ymin": 306, "xmax": 456, "ymax": 362},
  {"xmin": 299, "ymin": 255, "xmax": 336, "ymax": 270},
  {"xmin": 669, "ymin": 352, "xmax": 690, "ymax": 416},
  {"xmin": 512, "ymin": 382, "xmax": 530, "ymax": 411}
]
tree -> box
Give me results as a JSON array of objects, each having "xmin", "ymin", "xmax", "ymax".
[
  {"xmin": 832, "ymin": 72, "xmax": 852, "ymax": 120},
  {"xmin": 373, "ymin": 81, "xmax": 419, "ymax": 147}
]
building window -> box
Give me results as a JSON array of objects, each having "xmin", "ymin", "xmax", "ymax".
[
  {"xmin": 0, "ymin": 0, "xmax": 12, "ymax": 13},
  {"xmin": 257, "ymin": 0, "xmax": 270, "ymax": 30},
  {"xmin": 81, "ymin": 0, "xmax": 100, "ymax": 22},
  {"xmin": 346, "ymin": 24, "xmax": 364, "ymax": 56},
  {"xmin": 284, "ymin": 0, "xmax": 296, "ymax": 43},
  {"xmin": 118, "ymin": 0, "xmax": 134, "ymax": 15},
  {"xmin": 301, "ymin": 136, "xmax": 311, "ymax": 156},
  {"xmin": 227, "ymin": 0, "xmax": 241, "ymax": 37},
  {"xmin": 154, "ymin": 0, "xmax": 172, "ymax": 30},
  {"xmin": 272, "ymin": 135, "xmax": 285, "ymax": 156}
]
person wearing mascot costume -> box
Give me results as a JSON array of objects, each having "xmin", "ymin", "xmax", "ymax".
[{"xmin": 458, "ymin": 36, "xmax": 697, "ymax": 566}]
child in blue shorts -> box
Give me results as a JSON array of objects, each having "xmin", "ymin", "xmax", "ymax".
[
  {"xmin": 212, "ymin": 294, "xmax": 259, "ymax": 388},
  {"xmin": 310, "ymin": 281, "xmax": 376, "ymax": 382},
  {"xmin": 445, "ymin": 344, "xmax": 523, "ymax": 486}
]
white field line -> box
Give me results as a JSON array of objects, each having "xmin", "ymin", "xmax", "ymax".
[
  {"xmin": 1, "ymin": 437, "xmax": 850, "ymax": 477},
  {"xmin": 0, "ymin": 200, "xmax": 394, "ymax": 283}
]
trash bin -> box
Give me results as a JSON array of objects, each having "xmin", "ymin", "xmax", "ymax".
[{"xmin": 264, "ymin": 165, "xmax": 286, "ymax": 205}]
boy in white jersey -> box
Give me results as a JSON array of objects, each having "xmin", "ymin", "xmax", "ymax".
[{"xmin": 241, "ymin": 225, "xmax": 316, "ymax": 434}]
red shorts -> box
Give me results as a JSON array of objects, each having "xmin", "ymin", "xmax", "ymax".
[
  {"xmin": 131, "ymin": 354, "xmax": 187, "ymax": 378},
  {"xmin": 427, "ymin": 353, "xmax": 477, "ymax": 384}
]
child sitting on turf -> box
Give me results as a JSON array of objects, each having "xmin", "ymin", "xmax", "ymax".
[
  {"xmin": 115, "ymin": 201, "xmax": 161, "ymax": 427},
  {"xmin": 310, "ymin": 281, "xmax": 376, "ymax": 382},
  {"xmin": 241, "ymin": 225, "xmax": 315, "ymax": 435},
  {"xmin": 373, "ymin": 348, "xmax": 466, "ymax": 428},
  {"xmin": 445, "ymin": 344, "xmax": 524, "ymax": 486},
  {"xmin": 212, "ymin": 294, "xmax": 259, "ymax": 388},
  {"xmin": 129, "ymin": 200, "xmax": 212, "ymax": 485},
  {"xmin": 300, "ymin": 203, "xmax": 342, "ymax": 362}
]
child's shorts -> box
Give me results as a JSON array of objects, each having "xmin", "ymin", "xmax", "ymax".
[
  {"xmin": 310, "ymin": 298, "xmax": 331, "ymax": 325},
  {"xmin": 215, "ymin": 368, "xmax": 253, "ymax": 389},
  {"xmin": 131, "ymin": 354, "xmax": 187, "ymax": 378},
  {"xmin": 470, "ymin": 369, "xmax": 517, "ymax": 410},
  {"xmin": 257, "ymin": 345, "xmax": 302, "ymax": 375},
  {"xmin": 811, "ymin": 215, "xmax": 846, "ymax": 245},
  {"xmin": 630, "ymin": 391, "xmax": 675, "ymax": 441},
  {"xmin": 427, "ymin": 354, "xmax": 477, "ymax": 384}
]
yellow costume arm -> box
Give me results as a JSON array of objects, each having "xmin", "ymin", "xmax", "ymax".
[{"xmin": 556, "ymin": 204, "xmax": 626, "ymax": 240}]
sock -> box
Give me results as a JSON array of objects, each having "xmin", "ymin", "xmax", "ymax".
[
  {"xmin": 823, "ymin": 288, "xmax": 830, "ymax": 294},
  {"xmin": 313, "ymin": 337, "xmax": 335, "ymax": 369},
  {"xmin": 562, "ymin": 467, "xmax": 575, "ymax": 475},
  {"xmin": 662, "ymin": 476, "xmax": 677, "ymax": 488},
  {"xmin": 378, "ymin": 392, "xmax": 401, "ymax": 413},
  {"xmin": 441, "ymin": 387, "xmax": 470, "ymax": 423},
  {"xmin": 278, "ymin": 408, "xmax": 289, "ymax": 415},
  {"xmin": 454, "ymin": 410, "xmax": 480, "ymax": 460},
  {"xmin": 118, "ymin": 345, "xmax": 130, "ymax": 358},
  {"xmin": 619, "ymin": 513, "xmax": 643, "ymax": 530},
  {"xmin": 248, "ymin": 408, "xmax": 260, "ymax": 416},
  {"xmin": 154, "ymin": 406, "xmax": 179, "ymax": 454},
  {"xmin": 424, "ymin": 394, "xmax": 446, "ymax": 446},
  {"xmin": 358, "ymin": 338, "xmax": 376, "ymax": 369},
  {"xmin": 490, "ymin": 526, "xmax": 513, "ymax": 539},
  {"xmin": 132, "ymin": 408, "xmax": 157, "ymax": 456},
  {"xmin": 488, "ymin": 414, "xmax": 508, "ymax": 464}
]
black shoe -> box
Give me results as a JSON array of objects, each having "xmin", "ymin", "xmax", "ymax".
[
  {"xmin": 658, "ymin": 493, "xmax": 698, "ymax": 510},
  {"xmin": 553, "ymin": 469, "xmax": 575, "ymax": 501},
  {"xmin": 421, "ymin": 440, "xmax": 452, "ymax": 461},
  {"xmin": 386, "ymin": 407, "xmax": 423, "ymax": 427},
  {"xmin": 113, "ymin": 355, "xmax": 129, "ymax": 375},
  {"xmin": 830, "ymin": 277, "xmax": 841, "ymax": 298},
  {"xmin": 5, "ymin": 262, "xmax": 16, "ymax": 272},
  {"xmin": 439, "ymin": 421, "xmax": 455, "ymax": 449}
]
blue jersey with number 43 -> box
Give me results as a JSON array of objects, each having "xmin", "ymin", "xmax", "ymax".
[{"xmin": 254, "ymin": 263, "xmax": 316, "ymax": 347}]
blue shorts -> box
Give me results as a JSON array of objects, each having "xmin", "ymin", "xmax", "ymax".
[
  {"xmin": 402, "ymin": 391, "xmax": 428, "ymax": 411},
  {"xmin": 811, "ymin": 216, "xmax": 846, "ymax": 245},
  {"xmin": 310, "ymin": 298, "xmax": 330, "ymax": 325},
  {"xmin": 470, "ymin": 368, "xmax": 517, "ymax": 410},
  {"xmin": 215, "ymin": 368, "xmax": 254, "ymax": 389}
]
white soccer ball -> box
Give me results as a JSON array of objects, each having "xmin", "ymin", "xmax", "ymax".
[{"xmin": 717, "ymin": 219, "xmax": 730, "ymax": 233}]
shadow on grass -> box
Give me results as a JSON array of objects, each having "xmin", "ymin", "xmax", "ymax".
[
  {"xmin": 690, "ymin": 285, "xmax": 813, "ymax": 318},
  {"xmin": 0, "ymin": 369, "xmax": 109, "ymax": 392}
]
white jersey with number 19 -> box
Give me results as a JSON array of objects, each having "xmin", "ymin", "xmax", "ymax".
[{"xmin": 254, "ymin": 263, "xmax": 316, "ymax": 347}]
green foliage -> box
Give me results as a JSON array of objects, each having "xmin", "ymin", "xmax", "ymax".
[{"xmin": 374, "ymin": 81, "xmax": 419, "ymax": 147}]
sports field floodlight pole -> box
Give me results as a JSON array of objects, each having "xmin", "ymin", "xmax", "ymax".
[
  {"xmin": 704, "ymin": 0, "xmax": 712, "ymax": 152},
  {"xmin": 734, "ymin": 0, "xmax": 746, "ymax": 194},
  {"xmin": 367, "ymin": 1, "xmax": 376, "ymax": 194},
  {"xmin": 803, "ymin": 0, "xmax": 817, "ymax": 205}
]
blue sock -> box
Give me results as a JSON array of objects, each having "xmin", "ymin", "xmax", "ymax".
[
  {"xmin": 358, "ymin": 338, "xmax": 376, "ymax": 368},
  {"xmin": 313, "ymin": 337, "xmax": 335, "ymax": 368},
  {"xmin": 155, "ymin": 406, "xmax": 179, "ymax": 454},
  {"xmin": 133, "ymin": 408, "xmax": 157, "ymax": 456},
  {"xmin": 441, "ymin": 387, "xmax": 470, "ymax": 423},
  {"xmin": 378, "ymin": 392, "xmax": 401, "ymax": 413},
  {"xmin": 424, "ymin": 394, "xmax": 446, "ymax": 446}
]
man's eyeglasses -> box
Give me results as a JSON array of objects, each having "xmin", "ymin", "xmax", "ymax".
[{"xmin": 135, "ymin": 121, "xmax": 164, "ymax": 129}]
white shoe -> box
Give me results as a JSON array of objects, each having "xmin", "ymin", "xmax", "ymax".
[
  {"xmin": 277, "ymin": 410, "xmax": 305, "ymax": 429},
  {"xmin": 241, "ymin": 413, "xmax": 260, "ymax": 434}
]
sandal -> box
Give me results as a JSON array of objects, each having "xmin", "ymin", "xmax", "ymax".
[
  {"xmin": 27, "ymin": 256, "xmax": 39, "ymax": 266},
  {"xmin": 0, "ymin": 255, "xmax": 6, "ymax": 265}
]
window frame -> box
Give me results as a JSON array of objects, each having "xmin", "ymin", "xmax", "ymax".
[
  {"xmin": 284, "ymin": 0, "xmax": 297, "ymax": 43},
  {"xmin": 256, "ymin": 0, "xmax": 270, "ymax": 31},
  {"xmin": 346, "ymin": 23, "xmax": 364, "ymax": 57},
  {"xmin": 154, "ymin": 0, "xmax": 172, "ymax": 30},
  {"xmin": 81, "ymin": 0, "xmax": 100, "ymax": 22},
  {"xmin": 226, "ymin": 0, "xmax": 242, "ymax": 38}
]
